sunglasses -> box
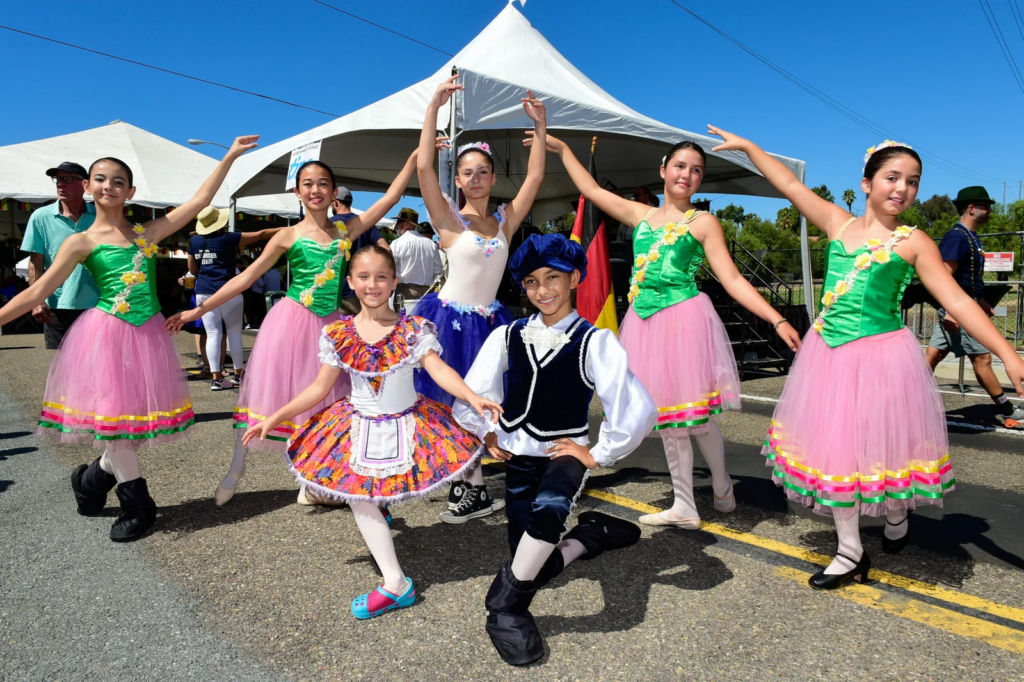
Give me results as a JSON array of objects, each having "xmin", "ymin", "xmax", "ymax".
[{"xmin": 52, "ymin": 175, "xmax": 83, "ymax": 185}]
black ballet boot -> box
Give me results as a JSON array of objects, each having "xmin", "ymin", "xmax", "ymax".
[
  {"xmin": 484, "ymin": 561, "xmax": 545, "ymax": 666},
  {"xmin": 109, "ymin": 478, "xmax": 157, "ymax": 542},
  {"xmin": 563, "ymin": 511, "xmax": 641, "ymax": 561},
  {"xmin": 71, "ymin": 458, "xmax": 117, "ymax": 516}
]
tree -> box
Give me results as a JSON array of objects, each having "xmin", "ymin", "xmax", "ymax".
[
  {"xmin": 842, "ymin": 189, "xmax": 856, "ymax": 212},
  {"xmin": 920, "ymin": 194, "xmax": 957, "ymax": 226},
  {"xmin": 811, "ymin": 184, "xmax": 835, "ymax": 203},
  {"xmin": 715, "ymin": 203, "xmax": 748, "ymax": 225},
  {"xmin": 541, "ymin": 212, "xmax": 575, "ymax": 234},
  {"xmin": 776, "ymin": 206, "xmax": 799, "ymax": 231}
]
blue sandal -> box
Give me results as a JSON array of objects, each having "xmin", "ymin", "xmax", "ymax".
[{"xmin": 351, "ymin": 578, "xmax": 416, "ymax": 619}]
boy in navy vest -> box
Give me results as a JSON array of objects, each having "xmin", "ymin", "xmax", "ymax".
[{"xmin": 453, "ymin": 233, "xmax": 657, "ymax": 666}]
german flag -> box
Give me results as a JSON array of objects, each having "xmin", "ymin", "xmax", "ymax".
[{"xmin": 570, "ymin": 137, "xmax": 618, "ymax": 333}]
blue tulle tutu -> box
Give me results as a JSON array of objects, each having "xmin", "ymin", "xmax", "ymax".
[{"xmin": 413, "ymin": 292, "xmax": 515, "ymax": 405}]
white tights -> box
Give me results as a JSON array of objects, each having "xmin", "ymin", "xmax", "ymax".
[
  {"xmin": 350, "ymin": 501, "xmax": 406, "ymax": 593},
  {"xmin": 220, "ymin": 432, "xmax": 248, "ymax": 489},
  {"xmin": 510, "ymin": 532, "xmax": 587, "ymax": 582},
  {"xmin": 99, "ymin": 441, "xmax": 141, "ymax": 483},
  {"xmin": 660, "ymin": 422, "xmax": 730, "ymax": 520},
  {"xmin": 825, "ymin": 509, "xmax": 908, "ymax": 574},
  {"xmin": 197, "ymin": 293, "xmax": 244, "ymax": 373}
]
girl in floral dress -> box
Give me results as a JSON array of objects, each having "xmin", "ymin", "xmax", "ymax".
[
  {"xmin": 415, "ymin": 76, "xmax": 549, "ymax": 520},
  {"xmin": 0, "ymin": 136, "xmax": 258, "ymax": 541},
  {"xmin": 167, "ymin": 154, "xmax": 420, "ymax": 507},
  {"xmin": 708, "ymin": 125, "xmax": 1024, "ymax": 589},
  {"xmin": 529, "ymin": 132, "xmax": 801, "ymax": 531},
  {"xmin": 243, "ymin": 245, "xmax": 501, "ymax": 619}
]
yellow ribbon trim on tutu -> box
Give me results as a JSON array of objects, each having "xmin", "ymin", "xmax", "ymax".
[
  {"xmin": 42, "ymin": 401, "xmax": 193, "ymax": 422},
  {"xmin": 770, "ymin": 440, "xmax": 951, "ymax": 482},
  {"xmin": 658, "ymin": 391, "xmax": 722, "ymax": 413},
  {"xmin": 232, "ymin": 407, "xmax": 301, "ymax": 430}
]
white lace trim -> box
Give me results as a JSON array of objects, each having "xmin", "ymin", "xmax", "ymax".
[{"xmin": 318, "ymin": 329, "xmax": 343, "ymax": 368}]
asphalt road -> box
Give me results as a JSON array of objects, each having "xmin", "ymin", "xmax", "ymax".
[{"xmin": 3, "ymin": 330, "xmax": 1024, "ymax": 681}]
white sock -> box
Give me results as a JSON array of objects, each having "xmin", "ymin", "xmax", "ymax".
[
  {"xmin": 510, "ymin": 533, "xmax": 556, "ymax": 582},
  {"xmin": 100, "ymin": 442, "xmax": 141, "ymax": 484},
  {"xmin": 660, "ymin": 430, "xmax": 697, "ymax": 520},
  {"xmin": 557, "ymin": 538, "xmax": 588, "ymax": 566},
  {"xmin": 693, "ymin": 421, "xmax": 731, "ymax": 497},
  {"xmin": 463, "ymin": 464, "xmax": 484, "ymax": 487},
  {"xmin": 825, "ymin": 513, "xmax": 863, "ymax": 575},
  {"xmin": 221, "ymin": 432, "xmax": 248, "ymax": 489},
  {"xmin": 884, "ymin": 508, "xmax": 909, "ymax": 541},
  {"xmin": 351, "ymin": 501, "xmax": 406, "ymax": 594}
]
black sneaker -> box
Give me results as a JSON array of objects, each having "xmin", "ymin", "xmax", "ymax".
[
  {"xmin": 439, "ymin": 485, "xmax": 506, "ymax": 524},
  {"xmin": 211, "ymin": 379, "xmax": 232, "ymax": 391},
  {"xmin": 447, "ymin": 481, "xmax": 469, "ymax": 510}
]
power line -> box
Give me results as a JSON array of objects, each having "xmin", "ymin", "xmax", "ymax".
[
  {"xmin": 0, "ymin": 24, "xmax": 340, "ymax": 118},
  {"xmin": 1009, "ymin": 0, "xmax": 1024, "ymax": 43},
  {"xmin": 979, "ymin": 0, "xmax": 1024, "ymax": 96},
  {"xmin": 312, "ymin": 1, "xmax": 453, "ymax": 56},
  {"xmin": 664, "ymin": 0, "xmax": 1006, "ymax": 183}
]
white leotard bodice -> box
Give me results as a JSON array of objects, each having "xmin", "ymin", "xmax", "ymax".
[{"xmin": 433, "ymin": 194, "xmax": 508, "ymax": 307}]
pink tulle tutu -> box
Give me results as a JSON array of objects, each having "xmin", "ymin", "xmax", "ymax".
[
  {"xmin": 233, "ymin": 297, "xmax": 351, "ymax": 451},
  {"xmin": 619, "ymin": 293, "xmax": 741, "ymax": 434},
  {"xmin": 37, "ymin": 309, "xmax": 194, "ymax": 447},
  {"xmin": 763, "ymin": 327, "xmax": 953, "ymax": 517}
]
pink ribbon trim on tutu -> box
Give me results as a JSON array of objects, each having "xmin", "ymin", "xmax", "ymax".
[{"xmin": 41, "ymin": 400, "xmax": 193, "ymax": 423}]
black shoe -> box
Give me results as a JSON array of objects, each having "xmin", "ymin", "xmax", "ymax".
[
  {"xmin": 484, "ymin": 561, "xmax": 545, "ymax": 666},
  {"xmin": 447, "ymin": 481, "xmax": 469, "ymax": 510},
  {"xmin": 109, "ymin": 478, "xmax": 157, "ymax": 542},
  {"xmin": 808, "ymin": 551, "xmax": 871, "ymax": 590},
  {"xmin": 882, "ymin": 511, "xmax": 911, "ymax": 555},
  {"xmin": 439, "ymin": 485, "xmax": 505, "ymax": 524},
  {"xmin": 563, "ymin": 511, "xmax": 641, "ymax": 561},
  {"xmin": 71, "ymin": 458, "xmax": 117, "ymax": 516}
]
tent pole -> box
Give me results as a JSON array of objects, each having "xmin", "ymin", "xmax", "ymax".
[
  {"xmin": 229, "ymin": 196, "xmax": 236, "ymax": 233},
  {"xmin": 448, "ymin": 65, "xmax": 460, "ymax": 202},
  {"xmin": 798, "ymin": 164, "xmax": 815, "ymax": 324},
  {"xmin": 286, "ymin": 218, "xmax": 291, "ymax": 287}
]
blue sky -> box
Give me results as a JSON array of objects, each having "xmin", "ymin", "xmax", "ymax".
[{"xmin": 2, "ymin": 0, "xmax": 1022, "ymax": 221}]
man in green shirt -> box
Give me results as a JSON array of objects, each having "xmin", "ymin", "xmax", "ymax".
[{"xmin": 20, "ymin": 162, "xmax": 100, "ymax": 348}]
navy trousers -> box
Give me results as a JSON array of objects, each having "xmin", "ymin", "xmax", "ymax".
[{"xmin": 504, "ymin": 454, "xmax": 588, "ymax": 555}]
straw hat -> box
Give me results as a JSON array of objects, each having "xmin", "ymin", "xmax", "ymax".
[{"xmin": 195, "ymin": 206, "xmax": 230, "ymax": 235}]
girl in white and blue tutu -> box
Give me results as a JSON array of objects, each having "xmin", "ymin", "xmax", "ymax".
[{"xmin": 415, "ymin": 74, "xmax": 548, "ymax": 521}]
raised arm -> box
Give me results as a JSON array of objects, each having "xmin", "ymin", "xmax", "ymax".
[
  {"xmin": 0, "ymin": 234, "xmax": 93, "ymax": 326},
  {"xmin": 527, "ymin": 132, "xmax": 647, "ymax": 228},
  {"xmin": 418, "ymin": 76, "xmax": 465, "ymax": 237},
  {"xmin": 503, "ymin": 91, "xmax": 547, "ymax": 235},
  {"xmin": 165, "ymin": 229, "xmax": 292, "ymax": 332},
  {"xmin": 707, "ymin": 125, "xmax": 848, "ymax": 238},
  {"xmin": 912, "ymin": 233, "xmax": 1024, "ymax": 395},
  {"xmin": 239, "ymin": 226, "xmax": 287, "ymax": 247},
  {"xmin": 145, "ymin": 136, "xmax": 259, "ymax": 245},
  {"xmin": 346, "ymin": 148, "xmax": 421, "ymax": 240},
  {"xmin": 698, "ymin": 215, "xmax": 801, "ymax": 351}
]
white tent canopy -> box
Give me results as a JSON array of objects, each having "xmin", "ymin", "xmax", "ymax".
[
  {"xmin": 0, "ymin": 121, "xmax": 301, "ymax": 218},
  {"xmin": 225, "ymin": 3, "xmax": 805, "ymax": 228}
]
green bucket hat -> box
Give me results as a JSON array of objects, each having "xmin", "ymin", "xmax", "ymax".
[{"xmin": 953, "ymin": 186, "xmax": 995, "ymax": 210}]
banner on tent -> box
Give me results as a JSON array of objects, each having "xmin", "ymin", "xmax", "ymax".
[{"xmin": 285, "ymin": 141, "xmax": 323, "ymax": 191}]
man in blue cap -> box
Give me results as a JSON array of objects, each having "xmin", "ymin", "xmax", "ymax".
[
  {"xmin": 925, "ymin": 186, "xmax": 1023, "ymax": 427},
  {"xmin": 20, "ymin": 162, "xmax": 99, "ymax": 348},
  {"xmin": 453, "ymin": 233, "xmax": 657, "ymax": 666}
]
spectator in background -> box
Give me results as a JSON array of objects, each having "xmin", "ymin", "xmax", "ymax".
[
  {"xmin": 390, "ymin": 207, "xmax": 442, "ymax": 301},
  {"xmin": 242, "ymin": 259, "xmax": 265, "ymax": 330},
  {"xmin": 926, "ymin": 186, "xmax": 1024, "ymax": 427},
  {"xmin": 20, "ymin": 162, "xmax": 99, "ymax": 348},
  {"xmin": 331, "ymin": 185, "xmax": 390, "ymax": 314},
  {"xmin": 616, "ymin": 185, "xmax": 659, "ymax": 242}
]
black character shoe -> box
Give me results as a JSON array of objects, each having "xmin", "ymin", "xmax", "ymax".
[
  {"xmin": 109, "ymin": 478, "xmax": 158, "ymax": 542},
  {"xmin": 447, "ymin": 481, "xmax": 468, "ymax": 510},
  {"xmin": 484, "ymin": 561, "xmax": 545, "ymax": 667},
  {"xmin": 71, "ymin": 457, "xmax": 117, "ymax": 516},
  {"xmin": 563, "ymin": 511, "xmax": 642, "ymax": 561},
  {"xmin": 882, "ymin": 511, "xmax": 911, "ymax": 555},
  {"xmin": 808, "ymin": 551, "xmax": 871, "ymax": 590},
  {"xmin": 439, "ymin": 484, "xmax": 506, "ymax": 524}
]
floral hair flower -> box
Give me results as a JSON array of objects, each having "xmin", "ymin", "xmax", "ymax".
[
  {"xmin": 863, "ymin": 140, "xmax": 913, "ymax": 170},
  {"xmin": 456, "ymin": 141, "xmax": 493, "ymax": 158}
]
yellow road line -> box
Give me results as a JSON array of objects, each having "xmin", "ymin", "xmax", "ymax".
[
  {"xmin": 582, "ymin": 488, "xmax": 1024, "ymax": 627},
  {"xmin": 775, "ymin": 566, "xmax": 1024, "ymax": 655}
]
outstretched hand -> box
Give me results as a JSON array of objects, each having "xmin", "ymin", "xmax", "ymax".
[
  {"xmin": 523, "ymin": 130, "xmax": 565, "ymax": 153},
  {"xmin": 429, "ymin": 75, "xmax": 464, "ymax": 109},
  {"xmin": 775, "ymin": 321, "xmax": 802, "ymax": 352},
  {"xmin": 521, "ymin": 90, "xmax": 546, "ymax": 126},
  {"xmin": 228, "ymin": 135, "xmax": 260, "ymax": 158},
  {"xmin": 706, "ymin": 125, "xmax": 749, "ymax": 153},
  {"xmin": 165, "ymin": 309, "xmax": 200, "ymax": 334},
  {"xmin": 467, "ymin": 394, "xmax": 503, "ymax": 422},
  {"xmin": 241, "ymin": 420, "xmax": 274, "ymax": 447}
]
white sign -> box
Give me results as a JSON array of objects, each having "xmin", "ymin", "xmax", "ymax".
[
  {"xmin": 285, "ymin": 140, "xmax": 323, "ymax": 191},
  {"xmin": 984, "ymin": 252, "xmax": 1015, "ymax": 272}
]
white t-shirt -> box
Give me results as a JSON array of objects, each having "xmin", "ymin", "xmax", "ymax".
[{"xmin": 391, "ymin": 231, "xmax": 442, "ymax": 287}]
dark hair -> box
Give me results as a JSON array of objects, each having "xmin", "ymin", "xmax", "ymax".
[
  {"xmin": 863, "ymin": 146, "xmax": 922, "ymax": 180},
  {"xmin": 456, "ymin": 146, "xmax": 494, "ymax": 172},
  {"xmin": 663, "ymin": 141, "xmax": 707, "ymax": 168},
  {"xmin": 349, "ymin": 244, "xmax": 397, "ymax": 277},
  {"xmin": 295, "ymin": 160, "xmax": 336, "ymax": 189},
  {"xmin": 89, "ymin": 157, "xmax": 134, "ymax": 187}
]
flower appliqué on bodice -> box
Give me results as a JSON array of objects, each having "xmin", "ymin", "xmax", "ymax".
[
  {"xmin": 628, "ymin": 209, "xmax": 704, "ymax": 303},
  {"xmin": 112, "ymin": 225, "xmax": 155, "ymax": 317},
  {"xmin": 299, "ymin": 225, "xmax": 352, "ymax": 309}
]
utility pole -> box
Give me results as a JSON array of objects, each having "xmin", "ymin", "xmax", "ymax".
[
  {"xmin": 1019, "ymin": 180, "xmax": 1021, "ymax": 201},
  {"xmin": 1003, "ymin": 181, "xmax": 1007, "ymax": 208}
]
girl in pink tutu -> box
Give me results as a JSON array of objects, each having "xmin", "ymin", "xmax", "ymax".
[
  {"xmin": 531, "ymin": 133, "xmax": 800, "ymax": 530},
  {"xmin": 167, "ymin": 152, "xmax": 421, "ymax": 507},
  {"xmin": 708, "ymin": 125, "xmax": 1024, "ymax": 589},
  {"xmin": 0, "ymin": 136, "xmax": 258, "ymax": 541},
  {"xmin": 242, "ymin": 245, "xmax": 501, "ymax": 619}
]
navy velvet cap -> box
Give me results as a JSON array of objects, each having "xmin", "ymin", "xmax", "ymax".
[{"xmin": 509, "ymin": 233, "xmax": 588, "ymax": 289}]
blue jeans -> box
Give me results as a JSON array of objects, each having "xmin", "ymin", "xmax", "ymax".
[{"xmin": 504, "ymin": 454, "xmax": 588, "ymax": 555}]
